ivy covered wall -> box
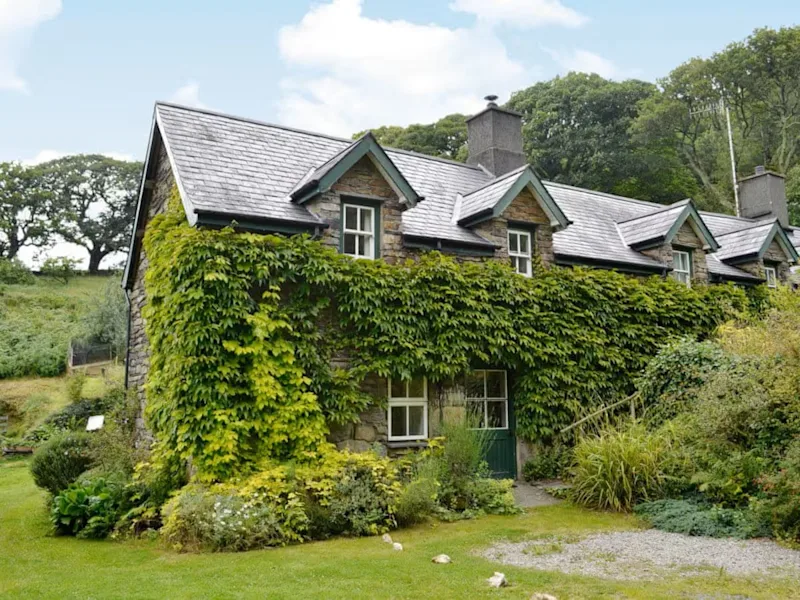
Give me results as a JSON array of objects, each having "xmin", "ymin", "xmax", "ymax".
[{"xmin": 141, "ymin": 190, "xmax": 748, "ymax": 482}]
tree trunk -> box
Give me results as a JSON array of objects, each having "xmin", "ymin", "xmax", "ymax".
[{"xmin": 87, "ymin": 248, "xmax": 105, "ymax": 274}]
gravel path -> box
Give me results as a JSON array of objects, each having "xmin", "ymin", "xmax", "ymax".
[{"xmin": 482, "ymin": 530, "xmax": 800, "ymax": 580}]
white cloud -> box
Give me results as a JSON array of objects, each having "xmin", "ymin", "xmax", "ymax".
[
  {"xmin": 543, "ymin": 47, "xmax": 630, "ymax": 79},
  {"xmin": 170, "ymin": 81, "xmax": 206, "ymax": 108},
  {"xmin": 450, "ymin": 0, "xmax": 588, "ymax": 28},
  {"xmin": 22, "ymin": 150, "xmax": 136, "ymax": 166},
  {"xmin": 0, "ymin": 0, "xmax": 62, "ymax": 93},
  {"xmin": 276, "ymin": 0, "xmax": 531, "ymax": 136}
]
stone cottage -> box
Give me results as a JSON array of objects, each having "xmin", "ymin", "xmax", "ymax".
[{"xmin": 124, "ymin": 99, "xmax": 800, "ymax": 478}]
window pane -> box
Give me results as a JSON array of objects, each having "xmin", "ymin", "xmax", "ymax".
[
  {"xmin": 343, "ymin": 233, "xmax": 356, "ymax": 255},
  {"xmin": 518, "ymin": 257, "xmax": 530, "ymax": 276},
  {"xmin": 466, "ymin": 371, "xmax": 485, "ymax": 398},
  {"xmin": 487, "ymin": 401, "xmax": 507, "ymax": 428},
  {"xmin": 390, "ymin": 379, "xmax": 406, "ymax": 399},
  {"xmin": 345, "ymin": 206, "xmax": 358, "ymax": 230},
  {"xmin": 390, "ymin": 406, "xmax": 406, "ymax": 437},
  {"xmin": 466, "ymin": 400, "xmax": 485, "ymax": 428},
  {"xmin": 356, "ymin": 234, "xmax": 370, "ymax": 257},
  {"xmin": 486, "ymin": 371, "xmax": 506, "ymax": 398},
  {"xmin": 408, "ymin": 405, "xmax": 425, "ymax": 436},
  {"xmin": 408, "ymin": 377, "xmax": 425, "ymax": 398},
  {"xmin": 360, "ymin": 207, "xmax": 372, "ymax": 232},
  {"xmin": 508, "ymin": 233, "xmax": 518, "ymax": 253},
  {"xmin": 510, "ymin": 256, "xmax": 518, "ymax": 271},
  {"xmin": 519, "ymin": 234, "xmax": 529, "ymax": 254}
]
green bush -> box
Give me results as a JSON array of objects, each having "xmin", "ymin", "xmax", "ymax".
[
  {"xmin": 78, "ymin": 277, "xmax": 128, "ymax": 359},
  {"xmin": 326, "ymin": 462, "xmax": 398, "ymax": 536},
  {"xmin": 30, "ymin": 432, "xmax": 94, "ymax": 495},
  {"xmin": 65, "ymin": 372, "xmax": 87, "ymax": 403},
  {"xmin": 40, "ymin": 257, "xmax": 81, "ymax": 285},
  {"xmin": 634, "ymin": 499, "xmax": 769, "ymax": 539},
  {"xmin": 637, "ymin": 338, "xmax": 731, "ymax": 427},
  {"xmin": 0, "ymin": 258, "xmax": 35, "ymax": 285},
  {"xmin": 427, "ymin": 420, "xmax": 490, "ymax": 511},
  {"xmin": 394, "ymin": 460, "xmax": 439, "ymax": 527},
  {"xmin": 759, "ymin": 439, "xmax": 800, "ymax": 544},
  {"xmin": 161, "ymin": 486, "xmax": 303, "ymax": 552},
  {"xmin": 44, "ymin": 394, "xmax": 116, "ymax": 431},
  {"xmin": 570, "ymin": 425, "xmax": 683, "ymax": 511},
  {"xmin": 522, "ymin": 444, "xmax": 571, "ymax": 482},
  {"xmin": 51, "ymin": 477, "xmax": 127, "ymax": 538}
]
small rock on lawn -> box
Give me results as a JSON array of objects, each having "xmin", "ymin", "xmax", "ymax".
[
  {"xmin": 431, "ymin": 554, "xmax": 451, "ymax": 564},
  {"xmin": 487, "ymin": 572, "xmax": 507, "ymax": 588}
]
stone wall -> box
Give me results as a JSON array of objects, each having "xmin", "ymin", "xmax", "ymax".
[
  {"xmin": 305, "ymin": 155, "xmax": 406, "ymax": 264},
  {"xmin": 640, "ymin": 221, "xmax": 709, "ymax": 285},
  {"xmin": 763, "ymin": 239, "xmax": 792, "ymax": 282},
  {"xmin": 127, "ymin": 143, "xmax": 173, "ymax": 436}
]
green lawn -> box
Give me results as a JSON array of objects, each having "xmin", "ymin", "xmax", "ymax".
[{"xmin": 1, "ymin": 459, "xmax": 797, "ymax": 599}]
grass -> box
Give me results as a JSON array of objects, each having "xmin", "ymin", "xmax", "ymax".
[
  {"xmin": 1, "ymin": 459, "xmax": 797, "ymax": 599},
  {"xmin": 0, "ymin": 366, "xmax": 123, "ymax": 437},
  {"xmin": 0, "ymin": 275, "xmax": 113, "ymax": 379}
]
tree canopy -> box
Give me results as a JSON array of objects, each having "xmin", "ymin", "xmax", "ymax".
[{"xmin": 359, "ymin": 26, "xmax": 800, "ymax": 223}]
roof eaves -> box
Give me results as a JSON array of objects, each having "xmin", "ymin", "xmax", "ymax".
[
  {"xmin": 758, "ymin": 221, "xmax": 800, "ymax": 263},
  {"xmin": 154, "ymin": 105, "xmax": 196, "ymax": 225}
]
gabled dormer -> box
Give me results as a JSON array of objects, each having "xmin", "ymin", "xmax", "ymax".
[
  {"xmin": 617, "ymin": 199, "xmax": 718, "ymax": 286},
  {"xmin": 291, "ymin": 132, "xmax": 422, "ymax": 263}
]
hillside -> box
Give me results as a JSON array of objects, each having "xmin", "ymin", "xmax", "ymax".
[{"xmin": 0, "ymin": 275, "xmax": 115, "ymax": 379}]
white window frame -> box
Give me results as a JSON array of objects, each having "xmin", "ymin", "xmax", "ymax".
[
  {"xmin": 764, "ymin": 266, "xmax": 778, "ymax": 288},
  {"xmin": 671, "ymin": 250, "xmax": 691, "ymax": 287},
  {"xmin": 387, "ymin": 377, "xmax": 428, "ymax": 441},
  {"xmin": 465, "ymin": 369, "xmax": 509, "ymax": 431},
  {"xmin": 342, "ymin": 203, "xmax": 376, "ymax": 260},
  {"xmin": 508, "ymin": 230, "xmax": 533, "ymax": 277}
]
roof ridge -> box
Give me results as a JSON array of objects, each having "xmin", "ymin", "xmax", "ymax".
[
  {"xmin": 155, "ymin": 101, "xmax": 486, "ymax": 172},
  {"xmin": 715, "ymin": 218, "xmax": 778, "ymax": 237},
  {"xmin": 462, "ymin": 165, "xmax": 527, "ymax": 196},
  {"xmin": 616, "ymin": 199, "xmax": 689, "ymax": 225},
  {"xmin": 543, "ymin": 180, "xmax": 666, "ymax": 209}
]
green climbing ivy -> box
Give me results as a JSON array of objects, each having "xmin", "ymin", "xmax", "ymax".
[{"xmin": 143, "ymin": 188, "xmax": 749, "ymax": 482}]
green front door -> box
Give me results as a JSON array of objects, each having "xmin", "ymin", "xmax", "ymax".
[{"xmin": 466, "ymin": 370, "xmax": 517, "ymax": 479}]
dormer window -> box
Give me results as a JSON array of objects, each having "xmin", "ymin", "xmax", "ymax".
[
  {"xmin": 765, "ymin": 266, "xmax": 777, "ymax": 288},
  {"xmin": 342, "ymin": 202, "xmax": 377, "ymax": 259},
  {"xmin": 671, "ymin": 250, "xmax": 691, "ymax": 287},
  {"xmin": 508, "ymin": 230, "xmax": 532, "ymax": 277}
]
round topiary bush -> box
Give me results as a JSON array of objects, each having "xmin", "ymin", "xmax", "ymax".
[{"xmin": 30, "ymin": 432, "xmax": 95, "ymax": 496}]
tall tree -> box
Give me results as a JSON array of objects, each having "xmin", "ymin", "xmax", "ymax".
[
  {"xmin": 355, "ymin": 113, "xmax": 469, "ymax": 161},
  {"xmin": 507, "ymin": 73, "xmax": 695, "ymax": 202},
  {"xmin": 0, "ymin": 162, "xmax": 54, "ymax": 259},
  {"xmin": 42, "ymin": 155, "xmax": 142, "ymax": 273}
]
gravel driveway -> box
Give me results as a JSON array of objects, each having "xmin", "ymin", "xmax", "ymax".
[{"xmin": 482, "ymin": 530, "xmax": 800, "ymax": 580}]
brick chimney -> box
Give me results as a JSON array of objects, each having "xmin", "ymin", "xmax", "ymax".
[
  {"xmin": 738, "ymin": 166, "xmax": 789, "ymax": 227},
  {"xmin": 466, "ymin": 95, "xmax": 526, "ymax": 177}
]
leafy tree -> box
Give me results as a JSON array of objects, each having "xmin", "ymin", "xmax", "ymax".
[
  {"xmin": 787, "ymin": 164, "xmax": 800, "ymax": 226},
  {"xmin": 0, "ymin": 162, "xmax": 54, "ymax": 259},
  {"xmin": 40, "ymin": 256, "xmax": 81, "ymax": 285},
  {"xmin": 506, "ymin": 73, "xmax": 695, "ymax": 203},
  {"xmin": 355, "ymin": 114, "xmax": 469, "ymax": 161},
  {"xmin": 42, "ymin": 155, "xmax": 141, "ymax": 273}
]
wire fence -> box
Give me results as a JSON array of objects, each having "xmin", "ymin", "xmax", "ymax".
[{"xmin": 69, "ymin": 342, "xmax": 117, "ymax": 368}]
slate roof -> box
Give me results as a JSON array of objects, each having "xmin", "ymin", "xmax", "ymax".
[
  {"xmin": 713, "ymin": 221, "xmax": 778, "ymax": 262},
  {"xmin": 458, "ymin": 165, "xmax": 528, "ymax": 223},
  {"xmin": 149, "ymin": 102, "xmax": 799, "ymax": 283},
  {"xmin": 616, "ymin": 200, "xmax": 691, "ymax": 248}
]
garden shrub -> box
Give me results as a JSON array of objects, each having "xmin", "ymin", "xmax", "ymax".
[
  {"xmin": 326, "ymin": 462, "xmax": 398, "ymax": 536},
  {"xmin": 522, "ymin": 444, "xmax": 572, "ymax": 482},
  {"xmin": 142, "ymin": 190, "xmax": 746, "ymax": 481},
  {"xmin": 65, "ymin": 371, "xmax": 87, "ymax": 403},
  {"xmin": 570, "ymin": 424, "xmax": 686, "ymax": 511},
  {"xmin": 634, "ymin": 499, "xmax": 769, "ymax": 539},
  {"xmin": 393, "ymin": 469, "xmax": 439, "ymax": 527},
  {"xmin": 161, "ymin": 486, "xmax": 304, "ymax": 552},
  {"xmin": 30, "ymin": 432, "xmax": 94, "ymax": 495},
  {"xmin": 0, "ymin": 258, "xmax": 35, "ymax": 285},
  {"xmin": 637, "ymin": 338, "xmax": 732, "ymax": 427},
  {"xmin": 51, "ymin": 477, "xmax": 128, "ymax": 539},
  {"xmin": 44, "ymin": 392, "xmax": 118, "ymax": 431},
  {"xmin": 758, "ymin": 439, "xmax": 800, "ymax": 544}
]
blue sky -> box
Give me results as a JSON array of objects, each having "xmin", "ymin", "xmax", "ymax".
[
  {"xmin": 0, "ymin": 0, "xmax": 797, "ymax": 266},
  {"xmin": 2, "ymin": 0, "xmax": 798, "ymax": 164}
]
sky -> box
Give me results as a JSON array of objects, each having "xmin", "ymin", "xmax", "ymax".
[{"xmin": 1, "ymin": 0, "xmax": 798, "ymax": 267}]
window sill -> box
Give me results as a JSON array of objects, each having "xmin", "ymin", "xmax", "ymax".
[{"xmin": 386, "ymin": 440, "xmax": 429, "ymax": 450}]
